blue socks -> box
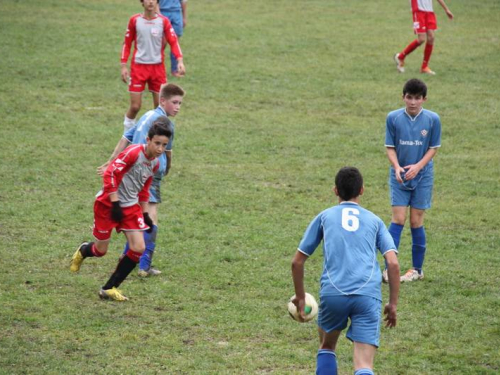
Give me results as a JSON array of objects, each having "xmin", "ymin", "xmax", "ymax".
[
  {"xmin": 411, "ymin": 226, "xmax": 426, "ymax": 273},
  {"xmin": 122, "ymin": 225, "xmax": 158, "ymax": 271},
  {"xmin": 388, "ymin": 222, "xmax": 404, "ymax": 249},
  {"xmin": 316, "ymin": 349, "xmax": 337, "ymax": 375}
]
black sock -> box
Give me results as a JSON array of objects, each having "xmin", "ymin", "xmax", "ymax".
[
  {"xmin": 80, "ymin": 242, "xmax": 95, "ymax": 258},
  {"xmin": 102, "ymin": 255, "xmax": 137, "ymax": 290}
]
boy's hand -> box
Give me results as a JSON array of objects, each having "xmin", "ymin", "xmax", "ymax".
[
  {"xmin": 121, "ymin": 65, "xmax": 129, "ymax": 84},
  {"xmin": 383, "ymin": 303, "xmax": 397, "ymax": 328},
  {"xmin": 97, "ymin": 162, "xmax": 110, "ymax": 176},
  {"xmin": 395, "ymin": 166, "xmax": 406, "ymax": 183},
  {"xmin": 111, "ymin": 201, "xmax": 124, "ymax": 222},
  {"xmin": 403, "ymin": 164, "xmax": 422, "ymax": 181},
  {"xmin": 292, "ymin": 295, "xmax": 307, "ymax": 322},
  {"xmin": 445, "ymin": 9, "xmax": 454, "ymax": 20},
  {"xmin": 143, "ymin": 212, "xmax": 154, "ymax": 233},
  {"xmin": 176, "ymin": 59, "xmax": 186, "ymax": 76}
]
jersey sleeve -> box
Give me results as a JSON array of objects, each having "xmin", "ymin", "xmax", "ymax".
[
  {"xmin": 162, "ymin": 16, "xmax": 183, "ymax": 59},
  {"xmin": 429, "ymin": 113, "xmax": 442, "ymax": 148},
  {"xmin": 376, "ymin": 219, "xmax": 397, "ymax": 256},
  {"xmin": 121, "ymin": 16, "xmax": 137, "ymax": 64},
  {"xmin": 297, "ymin": 213, "xmax": 324, "ymax": 256},
  {"xmin": 123, "ymin": 122, "xmax": 137, "ymax": 142},
  {"xmin": 384, "ymin": 113, "xmax": 396, "ymax": 147}
]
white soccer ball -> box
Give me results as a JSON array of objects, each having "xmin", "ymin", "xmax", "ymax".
[{"xmin": 287, "ymin": 293, "xmax": 318, "ymax": 322}]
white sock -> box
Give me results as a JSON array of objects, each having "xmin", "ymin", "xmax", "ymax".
[{"xmin": 123, "ymin": 115, "xmax": 136, "ymax": 131}]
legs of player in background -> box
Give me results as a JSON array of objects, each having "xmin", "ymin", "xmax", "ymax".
[
  {"xmin": 316, "ymin": 328, "xmax": 341, "ymax": 375},
  {"xmin": 421, "ymin": 30, "xmax": 435, "ymax": 74},
  {"xmin": 124, "ymin": 92, "xmax": 143, "ymax": 131}
]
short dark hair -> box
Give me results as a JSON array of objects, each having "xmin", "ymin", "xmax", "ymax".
[
  {"xmin": 335, "ymin": 167, "xmax": 363, "ymax": 201},
  {"xmin": 148, "ymin": 116, "xmax": 173, "ymax": 139},
  {"xmin": 403, "ymin": 78, "xmax": 427, "ymax": 98},
  {"xmin": 160, "ymin": 83, "xmax": 185, "ymax": 100}
]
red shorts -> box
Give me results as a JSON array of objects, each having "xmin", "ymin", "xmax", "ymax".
[
  {"xmin": 413, "ymin": 11, "xmax": 437, "ymax": 34},
  {"xmin": 92, "ymin": 201, "xmax": 149, "ymax": 241},
  {"xmin": 129, "ymin": 63, "xmax": 167, "ymax": 93}
]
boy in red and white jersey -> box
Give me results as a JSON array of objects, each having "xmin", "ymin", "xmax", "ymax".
[
  {"xmin": 70, "ymin": 120, "xmax": 172, "ymax": 301},
  {"xmin": 394, "ymin": 0, "xmax": 454, "ymax": 75},
  {"xmin": 121, "ymin": 0, "xmax": 186, "ymax": 131}
]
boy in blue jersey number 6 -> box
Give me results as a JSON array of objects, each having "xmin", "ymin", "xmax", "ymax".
[
  {"xmin": 291, "ymin": 167, "xmax": 400, "ymax": 375},
  {"xmin": 384, "ymin": 78, "xmax": 441, "ymax": 283}
]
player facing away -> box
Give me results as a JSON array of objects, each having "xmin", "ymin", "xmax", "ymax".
[
  {"xmin": 97, "ymin": 84, "xmax": 185, "ymax": 277},
  {"xmin": 291, "ymin": 167, "xmax": 400, "ymax": 375},
  {"xmin": 70, "ymin": 122, "xmax": 172, "ymax": 301},
  {"xmin": 157, "ymin": 0, "xmax": 188, "ymax": 77},
  {"xmin": 121, "ymin": 0, "xmax": 186, "ymax": 131},
  {"xmin": 384, "ymin": 79, "xmax": 441, "ymax": 283},
  {"xmin": 394, "ymin": 0, "xmax": 454, "ymax": 75}
]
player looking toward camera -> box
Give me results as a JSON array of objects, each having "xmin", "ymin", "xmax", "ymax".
[
  {"xmin": 394, "ymin": 0, "xmax": 454, "ymax": 75},
  {"xmin": 121, "ymin": 0, "xmax": 185, "ymax": 131},
  {"xmin": 98, "ymin": 84, "xmax": 185, "ymax": 278},
  {"xmin": 384, "ymin": 78, "xmax": 441, "ymax": 283},
  {"xmin": 70, "ymin": 121, "xmax": 172, "ymax": 301},
  {"xmin": 291, "ymin": 167, "xmax": 400, "ymax": 375}
]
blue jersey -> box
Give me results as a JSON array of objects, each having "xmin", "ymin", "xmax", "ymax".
[
  {"xmin": 298, "ymin": 202, "xmax": 396, "ymax": 301},
  {"xmin": 123, "ymin": 106, "xmax": 174, "ymax": 177},
  {"xmin": 385, "ymin": 108, "xmax": 441, "ymax": 173},
  {"xmin": 159, "ymin": 0, "xmax": 183, "ymax": 12}
]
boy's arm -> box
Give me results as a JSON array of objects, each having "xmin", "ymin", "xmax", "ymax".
[
  {"xmin": 181, "ymin": 0, "xmax": 188, "ymax": 28},
  {"xmin": 97, "ymin": 137, "xmax": 131, "ymax": 176},
  {"xmin": 436, "ymin": 0, "xmax": 454, "ymax": 20},
  {"xmin": 383, "ymin": 251, "xmax": 400, "ymax": 328},
  {"xmin": 291, "ymin": 251, "xmax": 309, "ymax": 321},
  {"xmin": 386, "ymin": 147, "xmax": 405, "ymax": 183},
  {"xmin": 163, "ymin": 18, "xmax": 185, "ymax": 75},
  {"xmin": 165, "ymin": 150, "xmax": 172, "ymax": 175},
  {"xmin": 121, "ymin": 17, "xmax": 136, "ymax": 83},
  {"xmin": 403, "ymin": 148, "xmax": 438, "ymax": 181}
]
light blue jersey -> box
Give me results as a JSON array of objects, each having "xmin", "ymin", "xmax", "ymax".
[
  {"xmin": 385, "ymin": 108, "xmax": 441, "ymax": 174},
  {"xmin": 298, "ymin": 202, "xmax": 396, "ymax": 302},
  {"xmin": 159, "ymin": 0, "xmax": 183, "ymax": 12},
  {"xmin": 123, "ymin": 106, "xmax": 174, "ymax": 177}
]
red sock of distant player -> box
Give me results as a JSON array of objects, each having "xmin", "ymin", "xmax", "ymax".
[
  {"xmin": 400, "ymin": 40, "xmax": 421, "ymax": 59},
  {"xmin": 422, "ymin": 43, "xmax": 434, "ymax": 69}
]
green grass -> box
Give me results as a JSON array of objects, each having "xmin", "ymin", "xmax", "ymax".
[{"xmin": 1, "ymin": 0, "xmax": 499, "ymax": 373}]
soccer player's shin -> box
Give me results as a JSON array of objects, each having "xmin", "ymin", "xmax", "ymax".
[
  {"xmin": 411, "ymin": 226, "xmax": 426, "ymax": 273},
  {"xmin": 316, "ymin": 349, "xmax": 337, "ymax": 375},
  {"xmin": 103, "ymin": 249, "xmax": 141, "ymax": 290}
]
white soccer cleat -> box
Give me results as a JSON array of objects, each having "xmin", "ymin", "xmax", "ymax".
[
  {"xmin": 400, "ymin": 269, "xmax": 424, "ymax": 282},
  {"xmin": 394, "ymin": 53, "xmax": 405, "ymax": 73}
]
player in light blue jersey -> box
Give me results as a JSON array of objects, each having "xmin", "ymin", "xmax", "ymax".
[
  {"xmin": 384, "ymin": 78, "xmax": 441, "ymax": 283},
  {"xmin": 98, "ymin": 83, "xmax": 185, "ymax": 277},
  {"xmin": 157, "ymin": 0, "xmax": 188, "ymax": 77},
  {"xmin": 291, "ymin": 167, "xmax": 400, "ymax": 375}
]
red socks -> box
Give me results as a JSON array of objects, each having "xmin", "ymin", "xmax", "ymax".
[
  {"xmin": 400, "ymin": 39, "xmax": 421, "ymax": 60},
  {"xmin": 422, "ymin": 43, "xmax": 434, "ymax": 69}
]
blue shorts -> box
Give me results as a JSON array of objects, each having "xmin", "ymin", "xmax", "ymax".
[
  {"xmin": 162, "ymin": 10, "xmax": 183, "ymax": 37},
  {"xmin": 318, "ymin": 295, "xmax": 382, "ymax": 347},
  {"xmin": 149, "ymin": 177, "xmax": 162, "ymax": 203},
  {"xmin": 389, "ymin": 167, "xmax": 434, "ymax": 209}
]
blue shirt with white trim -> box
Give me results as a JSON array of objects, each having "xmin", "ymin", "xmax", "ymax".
[
  {"xmin": 385, "ymin": 108, "xmax": 441, "ymax": 173},
  {"xmin": 123, "ymin": 106, "xmax": 174, "ymax": 177},
  {"xmin": 298, "ymin": 202, "xmax": 396, "ymax": 301}
]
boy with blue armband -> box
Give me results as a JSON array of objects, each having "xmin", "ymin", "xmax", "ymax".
[{"xmin": 384, "ymin": 78, "xmax": 441, "ymax": 282}]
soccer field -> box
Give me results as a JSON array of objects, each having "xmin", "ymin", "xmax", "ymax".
[{"xmin": 0, "ymin": 0, "xmax": 499, "ymax": 373}]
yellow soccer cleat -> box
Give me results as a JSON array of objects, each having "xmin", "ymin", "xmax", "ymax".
[
  {"xmin": 99, "ymin": 287, "xmax": 129, "ymax": 302},
  {"xmin": 70, "ymin": 242, "xmax": 87, "ymax": 273}
]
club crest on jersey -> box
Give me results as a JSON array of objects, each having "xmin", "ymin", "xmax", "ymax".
[
  {"xmin": 151, "ymin": 28, "xmax": 160, "ymax": 37},
  {"xmin": 421, "ymin": 129, "xmax": 428, "ymax": 137}
]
